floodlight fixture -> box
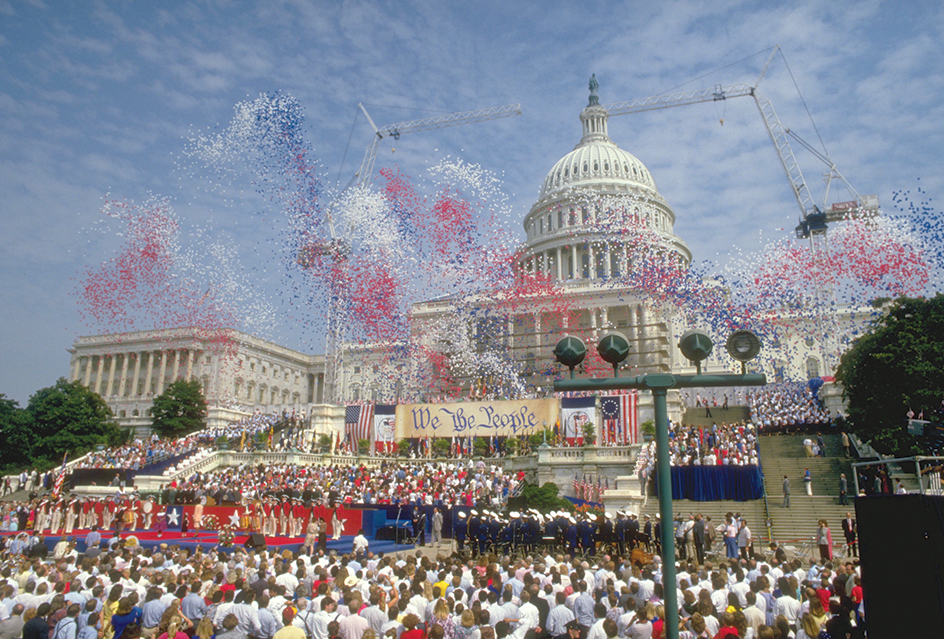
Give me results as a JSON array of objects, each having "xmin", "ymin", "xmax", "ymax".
[
  {"xmin": 553, "ymin": 336, "xmax": 587, "ymax": 379},
  {"xmin": 726, "ymin": 330, "xmax": 762, "ymax": 373},
  {"xmin": 596, "ymin": 332, "xmax": 630, "ymax": 377},
  {"xmin": 678, "ymin": 329, "xmax": 713, "ymax": 374}
]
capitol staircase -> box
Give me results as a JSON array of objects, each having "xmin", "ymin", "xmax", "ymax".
[
  {"xmin": 758, "ymin": 433, "xmax": 856, "ymax": 550},
  {"xmin": 635, "ymin": 432, "xmax": 856, "ymax": 558}
]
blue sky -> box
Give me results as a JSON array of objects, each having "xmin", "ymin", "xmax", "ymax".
[{"xmin": 1, "ymin": 0, "xmax": 942, "ymax": 404}]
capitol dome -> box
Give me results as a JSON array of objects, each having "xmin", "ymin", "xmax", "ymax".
[
  {"xmin": 539, "ymin": 106, "xmax": 659, "ymax": 200},
  {"xmin": 519, "ymin": 88, "xmax": 692, "ymax": 281}
]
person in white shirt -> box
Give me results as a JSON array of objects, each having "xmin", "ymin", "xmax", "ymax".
[
  {"xmin": 506, "ymin": 591, "xmax": 540, "ymax": 639},
  {"xmin": 584, "ymin": 602, "xmax": 608, "ymax": 639},
  {"xmin": 546, "ymin": 593, "xmax": 575, "ymax": 638},
  {"xmin": 774, "ymin": 577, "xmax": 801, "ymax": 628}
]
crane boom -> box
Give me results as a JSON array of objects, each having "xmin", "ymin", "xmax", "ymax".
[
  {"xmin": 602, "ymin": 84, "xmax": 754, "ymax": 116},
  {"xmin": 355, "ymin": 103, "xmax": 522, "ymax": 189},
  {"xmin": 602, "ymin": 84, "xmax": 819, "ymax": 226}
]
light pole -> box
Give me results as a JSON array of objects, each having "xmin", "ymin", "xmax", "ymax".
[{"xmin": 552, "ymin": 329, "xmax": 765, "ymax": 639}]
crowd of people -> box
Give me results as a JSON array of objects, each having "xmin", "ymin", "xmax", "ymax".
[
  {"xmin": 42, "ymin": 411, "xmax": 303, "ymax": 478},
  {"xmin": 75, "ymin": 439, "xmax": 202, "ymax": 473},
  {"xmin": 746, "ymin": 388, "xmax": 831, "ymax": 433},
  {"xmin": 633, "ymin": 421, "xmax": 761, "ymax": 488},
  {"xmin": 176, "ymin": 462, "xmax": 525, "ymax": 514},
  {"xmin": 0, "ymin": 514, "xmax": 866, "ymax": 639}
]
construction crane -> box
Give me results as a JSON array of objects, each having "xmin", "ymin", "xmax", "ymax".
[
  {"xmin": 600, "ymin": 46, "xmax": 877, "ymax": 374},
  {"xmin": 314, "ymin": 102, "xmax": 522, "ymax": 405}
]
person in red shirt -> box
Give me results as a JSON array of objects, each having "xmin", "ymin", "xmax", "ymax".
[
  {"xmin": 400, "ymin": 614, "xmax": 425, "ymax": 639},
  {"xmin": 713, "ymin": 611, "xmax": 739, "ymax": 639},
  {"xmin": 850, "ymin": 575, "xmax": 863, "ymax": 604}
]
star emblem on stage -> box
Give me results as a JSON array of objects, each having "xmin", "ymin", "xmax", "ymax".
[
  {"xmin": 228, "ymin": 511, "xmax": 241, "ymax": 527},
  {"xmin": 166, "ymin": 508, "xmax": 180, "ymax": 526}
]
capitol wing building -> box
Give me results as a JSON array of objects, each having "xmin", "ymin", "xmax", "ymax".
[{"xmin": 70, "ymin": 84, "xmax": 857, "ymax": 432}]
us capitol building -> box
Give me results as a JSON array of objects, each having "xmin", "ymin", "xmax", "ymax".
[{"xmin": 68, "ymin": 82, "xmax": 853, "ymax": 433}]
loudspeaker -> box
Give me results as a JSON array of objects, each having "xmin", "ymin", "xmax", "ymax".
[
  {"xmin": 244, "ymin": 533, "xmax": 267, "ymax": 550},
  {"xmin": 857, "ymin": 494, "xmax": 944, "ymax": 637}
]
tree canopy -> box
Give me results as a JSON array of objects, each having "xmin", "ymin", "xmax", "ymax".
[
  {"xmin": 151, "ymin": 379, "xmax": 207, "ymax": 437},
  {"xmin": 836, "ymin": 295, "xmax": 944, "ymax": 455},
  {"xmin": 0, "ymin": 379, "xmax": 125, "ymax": 472}
]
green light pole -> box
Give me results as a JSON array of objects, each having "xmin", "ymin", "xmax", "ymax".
[{"xmin": 552, "ymin": 329, "xmax": 766, "ymax": 639}]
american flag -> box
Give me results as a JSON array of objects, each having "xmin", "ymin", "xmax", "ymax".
[
  {"xmin": 573, "ymin": 473, "xmax": 581, "ymax": 499},
  {"xmin": 51, "ymin": 452, "xmax": 68, "ymax": 499},
  {"xmin": 583, "ymin": 474, "xmax": 591, "ymax": 500},
  {"xmin": 600, "ymin": 392, "xmax": 639, "ymax": 445},
  {"xmin": 345, "ymin": 404, "xmax": 374, "ymax": 446}
]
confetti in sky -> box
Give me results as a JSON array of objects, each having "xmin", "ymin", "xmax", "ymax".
[{"xmin": 76, "ymin": 92, "xmax": 944, "ymax": 403}]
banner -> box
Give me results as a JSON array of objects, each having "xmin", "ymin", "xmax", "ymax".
[
  {"xmin": 395, "ymin": 398, "xmax": 558, "ymax": 438},
  {"xmin": 373, "ymin": 405, "xmax": 397, "ymax": 442},
  {"xmin": 601, "ymin": 392, "xmax": 638, "ymax": 444},
  {"xmin": 561, "ymin": 397, "xmax": 596, "ymax": 442}
]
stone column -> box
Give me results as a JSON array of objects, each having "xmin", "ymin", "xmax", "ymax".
[
  {"xmin": 571, "ymin": 245, "xmax": 578, "ymax": 280},
  {"xmin": 186, "ymin": 350, "xmax": 195, "ymax": 381},
  {"xmin": 83, "ymin": 357, "xmax": 93, "ymax": 386},
  {"xmin": 623, "ymin": 244, "xmax": 630, "ymax": 276},
  {"xmin": 104, "ymin": 356, "xmax": 117, "ymax": 397},
  {"xmin": 556, "ymin": 247, "xmax": 563, "ymax": 281},
  {"xmin": 71, "ymin": 357, "xmax": 81, "ymax": 383},
  {"xmin": 534, "ymin": 312, "xmax": 542, "ymax": 350},
  {"xmin": 144, "ymin": 352, "xmax": 154, "ymax": 396},
  {"xmin": 629, "ymin": 305, "xmax": 640, "ymax": 370},
  {"xmin": 157, "ymin": 351, "xmax": 168, "ymax": 395},
  {"xmin": 131, "ymin": 353, "xmax": 142, "ymax": 397},
  {"xmin": 118, "ymin": 354, "xmax": 130, "ymax": 397},
  {"xmin": 530, "ymin": 254, "xmax": 537, "ymax": 275},
  {"xmin": 601, "ymin": 307, "xmax": 609, "ymax": 330},
  {"xmin": 171, "ymin": 349, "xmax": 181, "ymax": 382},
  {"xmin": 638, "ymin": 305, "xmax": 650, "ymax": 369},
  {"xmin": 587, "ymin": 244, "xmax": 595, "ymax": 279},
  {"xmin": 605, "ymin": 244, "xmax": 612, "ymax": 279},
  {"xmin": 93, "ymin": 356, "xmax": 105, "ymax": 394}
]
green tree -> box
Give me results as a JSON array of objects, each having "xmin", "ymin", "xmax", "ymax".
[
  {"xmin": 519, "ymin": 482, "xmax": 573, "ymax": 512},
  {"xmin": 23, "ymin": 378, "xmax": 123, "ymax": 469},
  {"xmin": 836, "ymin": 295, "xmax": 944, "ymax": 456},
  {"xmin": 0, "ymin": 394, "xmax": 32, "ymax": 472},
  {"xmin": 432, "ymin": 438, "xmax": 451, "ymax": 456},
  {"xmin": 582, "ymin": 421, "xmax": 595, "ymax": 446},
  {"xmin": 151, "ymin": 379, "xmax": 207, "ymax": 437}
]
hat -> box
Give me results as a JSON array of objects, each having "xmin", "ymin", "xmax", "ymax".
[
  {"xmin": 282, "ymin": 608, "xmax": 296, "ymax": 623},
  {"xmin": 458, "ymin": 511, "xmax": 467, "ymax": 519},
  {"xmin": 564, "ymin": 620, "xmax": 581, "ymax": 632},
  {"xmin": 344, "ymin": 575, "xmax": 358, "ymax": 587}
]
